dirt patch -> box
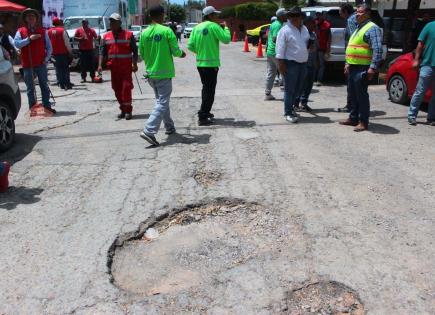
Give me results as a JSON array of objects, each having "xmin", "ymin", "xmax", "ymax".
[
  {"xmin": 284, "ymin": 281, "xmax": 364, "ymax": 315},
  {"xmin": 193, "ymin": 170, "xmax": 221, "ymax": 186}
]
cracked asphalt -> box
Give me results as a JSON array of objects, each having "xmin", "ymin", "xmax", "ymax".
[{"xmin": 1, "ymin": 42, "xmax": 435, "ymax": 314}]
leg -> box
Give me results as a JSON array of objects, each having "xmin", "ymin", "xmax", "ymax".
[
  {"xmin": 408, "ymin": 66, "xmax": 433, "ymax": 119},
  {"xmin": 89, "ymin": 49, "xmax": 96, "ymax": 79},
  {"xmin": 111, "ymin": 70, "xmax": 123, "ymax": 107},
  {"xmin": 35, "ymin": 65, "xmax": 51, "ymax": 107},
  {"xmin": 316, "ymin": 51, "xmax": 326, "ymax": 83},
  {"xmin": 145, "ymin": 79, "xmax": 173, "ymax": 135},
  {"xmin": 283, "ymin": 61, "xmax": 299, "ymax": 116},
  {"xmin": 197, "ymin": 67, "xmax": 218, "ymax": 120},
  {"xmin": 354, "ymin": 67, "xmax": 370, "ymax": 125},
  {"xmin": 265, "ymin": 56, "xmax": 277, "ymax": 96},
  {"xmin": 427, "ymin": 78, "xmax": 435, "ymax": 121},
  {"xmin": 348, "ymin": 67, "xmax": 359, "ymax": 123},
  {"xmin": 80, "ymin": 50, "xmax": 87, "ymax": 80},
  {"xmin": 53, "ymin": 55, "xmax": 61, "ymax": 85},
  {"xmin": 119, "ymin": 72, "xmax": 133, "ymax": 114},
  {"xmin": 22, "ymin": 68, "xmax": 36, "ymax": 108},
  {"xmin": 300, "ymin": 66, "xmax": 315, "ymax": 105}
]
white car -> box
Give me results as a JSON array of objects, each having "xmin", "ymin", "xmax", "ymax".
[
  {"xmin": 130, "ymin": 25, "xmax": 142, "ymax": 41},
  {"xmin": 183, "ymin": 23, "xmax": 198, "ymax": 38}
]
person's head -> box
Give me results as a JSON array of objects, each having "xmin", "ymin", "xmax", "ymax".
[
  {"xmin": 276, "ymin": 8, "xmax": 288, "ymax": 23},
  {"xmin": 356, "ymin": 4, "xmax": 371, "ymax": 25},
  {"xmin": 82, "ymin": 19, "xmax": 89, "ymax": 28},
  {"xmin": 339, "ymin": 3, "xmax": 354, "ymax": 20},
  {"xmin": 316, "ymin": 11, "xmax": 325, "ymax": 22},
  {"xmin": 304, "ymin": 16, "xmax": 316, "ymax": 32},
  {"xmin": 149, "ymin": 5, "xmax": 165, "ymax": 23},
  {"xmin": 288, "ymin": 7, "xmax": 303, "ymax": 27},
  {"xmin": 22, "ymin": 9, "xmax": 39, "ymax": 28},
  {"xmin": 109, "ymin": 13, "xmax": 122, "ymax": 32},
  {"xmin": 203, "ymin": 6, "xmax": 221, "ymax": 22},
  {"xmin": 52, "ymin": 17, "xmax": 62, "ymax": 26}
]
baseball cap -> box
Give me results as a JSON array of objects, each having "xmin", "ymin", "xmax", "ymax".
[
  {"xmin": 52, "ymin": 17, "xmax": 60, "ymax": 24},
  {"xmin": 276, "ymin": 8, "xmax": 287, "ymax": 17},
  {"xmin": 288, "ymin": 7, "xmax": 302, "ymax": 17},
  {"xmin": 203, "ymin": 6, "xmax": 221, "ymax": 16},
  {"xmin": 271, "ymin": 16, "xmax": 277, "ymax": 22},
  {"xmin": 109, "ymin": 13, "xmax": 122, "ymax": 21}
]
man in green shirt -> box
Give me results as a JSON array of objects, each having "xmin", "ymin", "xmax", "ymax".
[
  {"xmin": 138, "ymin": 5, "xmax": 186, "ymax": 146},
  {"xmin": 265, "ymin": 8, "xmax": 287, "ymax": 101},
  {"xmin": 187, "ymin": 6, "xmax": 231, "ymax": 125},
  {"xmin": 408, "ymin": 21, "xmax": 435, "ymax": 126}
]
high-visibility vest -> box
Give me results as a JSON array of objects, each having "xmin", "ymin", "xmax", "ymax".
[
  {"xmin": 345, "ymin": 21, "xmax": 376, "ymax": 65},
  {"xmin": 48, "ymin": 27, "xmax": 68, "ymax": 55},
  {"xmin": 18, "ymin": 26, "xmax": 46, "ymax": 68},
  {"xmin": 103, "ymin": 30, "xmax": 133, "ymax": 68}
]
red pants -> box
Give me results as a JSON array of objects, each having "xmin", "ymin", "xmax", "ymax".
[{"xmin": 111, "ymin": 67, "xmax": 133, "ymax": 113}]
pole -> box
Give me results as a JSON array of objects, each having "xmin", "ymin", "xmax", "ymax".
[{"xmin": 134, "ymin": 72, "xmax": 143, "ymax": 94}]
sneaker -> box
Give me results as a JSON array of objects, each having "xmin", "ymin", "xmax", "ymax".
[
  {"xmin": 285, "ymin": 114, "xmax": 299, "ymax": 123},
  {"xmin": 264, "ymin": 94, "xmax": 276, "ymax": 101},
  {"xmin": 408, "ymin": 117, "xmax": 417, "ymax": 126},
  {"xmin": 117, "ymin": 112, "xmax": 126, "ymax": 119},
  {"xmin": 0, "ymin": 161, "xmax": 10, "ymax": 193},
  {"xmin": 140, "ymin": 132, "xmax": 159, "ymax": 146},
  {"xmin": 198, "ymin": 118, "xmax": 213, "ymax": 126},
  {"xmin": 301, "ymin": 104, "xmax": 313, "ymax": 112},
  {"xmin": 165, "ymin": 128, "xmax": 176, "ymax": 135},
  {"xmin": 337, "ymin": 105, "xmax": 350, "ymax": 113},
  {"xmin": 125, "ymin": 113, "xmax": 132, "ymax": 120}
]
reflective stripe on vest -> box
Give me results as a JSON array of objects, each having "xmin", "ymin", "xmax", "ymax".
[
  {"xmin": 108, "ymin": 54, "xmax": 132, "ymax": 59},
  {"xmin": 345, "ymin": 21, "xmax": 376, "ymax": 66},
  {"xmin": 103, "ymin": 30, "xmax": 133, "ymax": 64}
]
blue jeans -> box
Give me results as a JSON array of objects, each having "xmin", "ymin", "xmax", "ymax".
[
  {"xmin": 348, "ymin": 65, "xmax": 370, "ymax": 124},
  {"xmin": 408, "ymin": 65, "xmax": 435, "ymax": 120},
  {"xmin": 53, "ymin": 54, "xmax": 71, "ymax": 86},
  {"xmin": 23, "ymin": 64, "xmax": 50, "ymax": 108},
  {"xmin": 316, "ymin": 50, "xmax": 326, "ymax": 82},
  {"xmin": 283, "ymin": 60, "xmax": 306, "ymax": 115},
  {"xmin": 144, "ymin": 78, "xmax": 175, "ymax": 135},
  {"xmin": 296, "ymin": 65, "xmax": 315, "ymax": 105}
]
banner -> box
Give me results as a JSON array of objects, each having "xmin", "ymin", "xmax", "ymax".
[{"xmin": 42, "ymin": 0, "xmax": 64, "ymax": 28}]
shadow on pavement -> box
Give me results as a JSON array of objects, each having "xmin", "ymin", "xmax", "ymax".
[
  {"xmin": 0, "ymin": 186, "xmax": 44, "ymax": 210},
  {"xmin": 158, "ymin": 133, "xmax": 211, "ymax": 147},
  {"xmin": 298, "ymin": 115, "xmax": 334, "ymax": 124},
  {"xmin": 212, "ymin": 118, "xmax": 256, "ymax": 128},
  {"xmin": 132, "ymin": 114, "xmax": 150, "ymax": 120},
  {"xmin": 369, "ymin": 123, "xmax": 400, "ymax": 135},
  {"xmin": 0, "ymin": 134, "xmax": 42, "ymax": 165},
  {"xmin": 371, "ymin": 110, "xmax": 386, "ymax": 117},
  {"xmin": 53, "ymin": 111, "xmax": 77, "ymax": 117}
]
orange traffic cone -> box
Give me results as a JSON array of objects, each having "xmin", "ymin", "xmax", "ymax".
[
  {"xmin": 243, "ymin": 36, "xmax": 250, "ymax": 52},
  {"xmin": 256, "ymin": 38, "xmax": 264, "ymax": 58},
  {"xmin": 232, "ymin": 31, "xmax": 237, "ymax": 42}
]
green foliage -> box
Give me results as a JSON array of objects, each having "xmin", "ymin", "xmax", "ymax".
[
  {"xmin": 168, "ymin": 4, "xmax": 186, "ymax": 23},
  {"xmin": 235, "ymin": 2, "xmax": 278, "ymax": 21},
  {"xmin": 187, "ymin": 0, "xmax": 205, "ymax": 10},
  {"xmin": 220, "ymin": 6, "xmax": 236, "ymax": 19}
]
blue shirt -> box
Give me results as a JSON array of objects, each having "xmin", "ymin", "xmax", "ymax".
[
  {"xmin": 345, "ymin": 13, "xmax": 358, "ymax": 47},
  {"xmin": 418, "ymin": 21, "xmax": 435, "ymax": 67},
  {"xmin": 14, "ymin": 27, "xmax": 52, "ymax": 64}
]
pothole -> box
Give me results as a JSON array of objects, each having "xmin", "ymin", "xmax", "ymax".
[
  {"xmin": 193, "ymin": 170, "xmax": 221, "ymax": 186},
  {"xmin": 284, "ymin": 281, "xmax": 364, "ymax": 315}
]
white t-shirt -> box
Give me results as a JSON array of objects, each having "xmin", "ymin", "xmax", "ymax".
[
  {"xmin": 176, "ymin": 25, "xmax": 182, "ymax": 33},
  {"xmin": 276, "ymin": 22, "xmax": 309, "ymax": 63}
]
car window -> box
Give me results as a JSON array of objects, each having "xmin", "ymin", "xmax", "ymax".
[{"xmin": 64, "ymin": 18, "xmax": 104, "ymax": 30}]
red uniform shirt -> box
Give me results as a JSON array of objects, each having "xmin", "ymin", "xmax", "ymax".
[
  {"xmin": 18, "ymin": 26, "xmax": 46, "ymax": 68},
  {"xmin": 48, "ymin": 27, "xmax": 68, "ymax": 55},
  {"xmin": 315, "ymin": 19, "xmax": 331, "ymax": 51},
  {"xmin": 74, "ymin": 27, "xmax": 97, "ymax": 50}
]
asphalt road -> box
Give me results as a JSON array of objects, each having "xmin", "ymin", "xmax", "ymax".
[{"xmin": 1, "ymin": 42, "xmax": 434, "ymax": 314}]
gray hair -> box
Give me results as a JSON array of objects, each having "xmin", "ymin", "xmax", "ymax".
[{"xmin": 357, "ymin": 4, "xmax": 372, "ymax": 15}]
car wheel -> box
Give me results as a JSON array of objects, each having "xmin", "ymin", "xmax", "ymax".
[
  {"xmin": 0, "ymin": 101, "xmax": 15, "ymax": 152},
  {"xmin": 388, "ymin": 74, "xmax": 408, "ymax": 104}
]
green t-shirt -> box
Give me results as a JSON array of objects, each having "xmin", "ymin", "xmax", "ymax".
[
  {"xmin": 187, "ymin": 21, "xmax": 231, "ymax": 67},
  {"xmin": 267, "ymin": 20, "xmax": 283, "ymax": 57},
  {"xmin": 419, "ymin": 21, "xmax": 435, "ymax": 67},
  {"xmin": 139, "ymin": 23, "xmax": 183, "ymax": 79}
]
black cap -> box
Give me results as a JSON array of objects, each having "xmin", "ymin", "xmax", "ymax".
[
  {"xmin": 21, "ymin": 8, "xmax": 40, "ymax": 20},
  {"xmin": 288, "ymin": 6, "xmax": 302, "ymax": 17}
]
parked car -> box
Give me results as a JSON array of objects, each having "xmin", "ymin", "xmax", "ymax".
[
  {"xmin": 386, "ymin": 52, "xmax": 432, "ymax": 104},
  {"xmin": 246, "ymin": 24, "xmax": 270, "ymax": 45},
  {"xmin": 130, "ymin": 25, "xmax": 142, "ymax": 41},
  {"xmin": 183, "ymin": 23, "xmax": 198, "ymax": 38},
  {"xmin": 0, "ymin": 46, "xmax": 21, "ymax": 152}
]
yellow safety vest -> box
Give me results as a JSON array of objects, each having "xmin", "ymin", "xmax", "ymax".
[{"xmin": 345, "ymin": 21, "xmax": 376, "ymax": 65}]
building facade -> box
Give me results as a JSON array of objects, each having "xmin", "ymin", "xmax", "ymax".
[{"xmin": 207, "ymin": 0, "xmax": 262, "ymax": 10}]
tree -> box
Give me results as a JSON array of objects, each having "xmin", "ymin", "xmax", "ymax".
[
  {"xmin": 168, "ymin": 4, "xmax": 186, "ymax": 23},
  {"xmin": 187, "ymin": 0, "xmax": 205, "ymax": 10}
]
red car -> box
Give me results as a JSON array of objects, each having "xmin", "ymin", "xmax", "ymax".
[{"xmin": 386, "ymin": 52, "xmax": 432, "ymax": 104}]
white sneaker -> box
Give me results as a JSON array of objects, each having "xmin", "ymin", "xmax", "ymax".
[{"xmin": 285, "ymin": 115, "xmax": 299, "ymax": 123}]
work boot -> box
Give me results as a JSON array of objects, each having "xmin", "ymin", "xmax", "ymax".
[
  {"xmin": 339, "ymin": 118, "xmax": 358, "ymax": 126},
  {"xmin": 198, "ymin": 118, "xmax": 213, "ymax": 126},
  {"xmin": 125, "ymin": 113, "xmax": 132, "ymax": 120},
  {"xmin": 354, "ymin": 122, "xmax": 368, "ymax": 132},
  {"xmin": 0, "ymin": 161, "xmax": 10, "ymax": 193},
  {"xmin": 117, "ymin": 112, "xmax": 126, "ymax": 119},
  {"xmin": 301, "ymin": 103, "xmax": 313, "ymax": 112}
]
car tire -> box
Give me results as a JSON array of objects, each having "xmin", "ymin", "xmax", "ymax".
[
  {"xmin": 0, "ymin": 101, "xmax": 16, "ymax": 153},
  {"xmin": 388, "ymin": 74, "xmax": 408, "ymax": 104}
]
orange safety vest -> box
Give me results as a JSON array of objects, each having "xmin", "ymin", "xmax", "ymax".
[{"xmin": 103, "ymin": 30, "xmax": 133, "ymax": 68}]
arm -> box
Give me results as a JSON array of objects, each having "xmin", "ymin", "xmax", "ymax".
[
  {"xmin": 63, "ymin": 31, "xmax": 73, "ymax": 54},
  {"xmin": 97, "ymin": 39, "xmax": 107, "ymax": 72},
  {"xmin": 8, "ymin": 35, "xmax": 18, "ymax": 51},
  {"xmin": 366, "ymin": 26, "xmax": 383, "ymax": 71},
  {"xmin": 167, "ymin": 29, "xmax": 184, "ymax": 57},
  {"xmin": 14, "ymin": 30, "xmax": 31, "ymax": 49},
  {"xmin": 214, "ymin": 22, "xmax": 231, "ymax": 44},
  {"xmin": 413, "ymin": 41, "xmax": 425, "ymax": 68},
  {"xmin": 138, "ymin": 32, "xmax": 145, "ymax": 60},
  {"xmin": 130, "ymin": 35, "xmax": 138, "ymax": 72},
  {"xmin": 187, "ymin": 29, "xmax": 196, "ymax": 53},
  {"xmin": 326, "ymin": 24, "xmax": 332, "ymax": 54},
  {"xmin": 44, "ymin": 31, "xmax": 52, "ymax": 63},
  {"xmin": 275, "ymin": 28, "xmax": 287, "ymax": 75}
]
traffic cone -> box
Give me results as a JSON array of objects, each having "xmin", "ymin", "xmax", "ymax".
[
  {"xmin": 256, "ymin": 38, "xmax": 264, "ymax": 58},
  {"xmin": 232, "ymin": 31, "xmax": 237, "ymax": 42},
  {"xmin": 243, "ymin": 36, "xmax": 250, "ymax": 52}
]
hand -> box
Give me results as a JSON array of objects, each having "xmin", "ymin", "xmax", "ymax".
[
  {"xmin": 132, "ymin": 64, "xmax": 138, "ymax": 72},
  {"xmin": 221, "ymin": 21, "xmax": 227, "ymax": 28},
  {"xmin": 279, "ymin": 62, "xmax": 286, "ymax": 76},
  {"xmin": 30, "ymin": 34, "xmax": 41, "ymax": 41},
  {"xmin": 412, "ymin": 60, "xmax": 420, "ymax": 69},
  {"xmin": 367, "ymin": 68, "xmax": 376, "ymax": 81},
  {"xmin": 344, "ymin": 64, "xmax": 349, "ymax": 75},
  {"xmin": 325, "ymin": 50, "xmax": 331, "ymax": 59},
  {"xmin": 97, "ymin": 66, "xmax": 103, "ymax": 73},
  {"xmin": 180, "ymin": 51, "xmax": 186, "ymax": 58}
]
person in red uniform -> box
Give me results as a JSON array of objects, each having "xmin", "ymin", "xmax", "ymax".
[
  {"xmin": 98, "ymin": 13, "xmax": 138, "ymax": 120},
  {"xmin": 74, "ymin": 19, "xmax": 98, "ymax": 83},
  {"xmin": 48, "ymin": 17, "xmax": 73, "ymax": 90},
  {"xmin": 314, "ymin": 12, "xmax": 331, "ymax": 86}
]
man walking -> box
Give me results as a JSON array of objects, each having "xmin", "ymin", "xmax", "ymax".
[
  {"xmin": 48, "ymin": 17, "xmax": 73, "ymax": 90},
  {"xmin": 314, "ymin": 12, "xmax": 331, "ymax": 86},
  {"xmin": 74, "ymin": 19, "xmax": 98, "ymax": 83},
  {"xmin": 337, "ymin": 3, "xmax": 358, "ymax": 113},
  {"xmin": 0, "ymin": 23, "xmax": 17, "ymax": 60},
  {"xmin": 276, "ymin": 7, "xmax": 309, "ymax": 123},
  {"xmin": 340, "ymin": 4, "xmax": 383, "ymax": 132},
  {"xmin": 264, "ymin": 8, "xmax": 287, "ymax": 101},
  {"xmin": 188, "ymin": 6, "xmax": 231, "ymax": 126},
  {"xmin": 98, "ymin": 13, "xmax": 138, "ymax": 120},
  {"xmin": 407, "ymin": 19, "xmax": 435, "ymax": 126},
  {"xmin": 14, "ymin": 9, "xmax": 55, "ymax": 113},
  {"xmin": 138, "ymin": 5, "xmax": 186, "ymax": 146}
]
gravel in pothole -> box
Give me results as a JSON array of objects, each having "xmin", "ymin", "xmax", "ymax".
[{"xmin": 193, "ymin": 170, "xmax": 222, "ymax": 186}]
